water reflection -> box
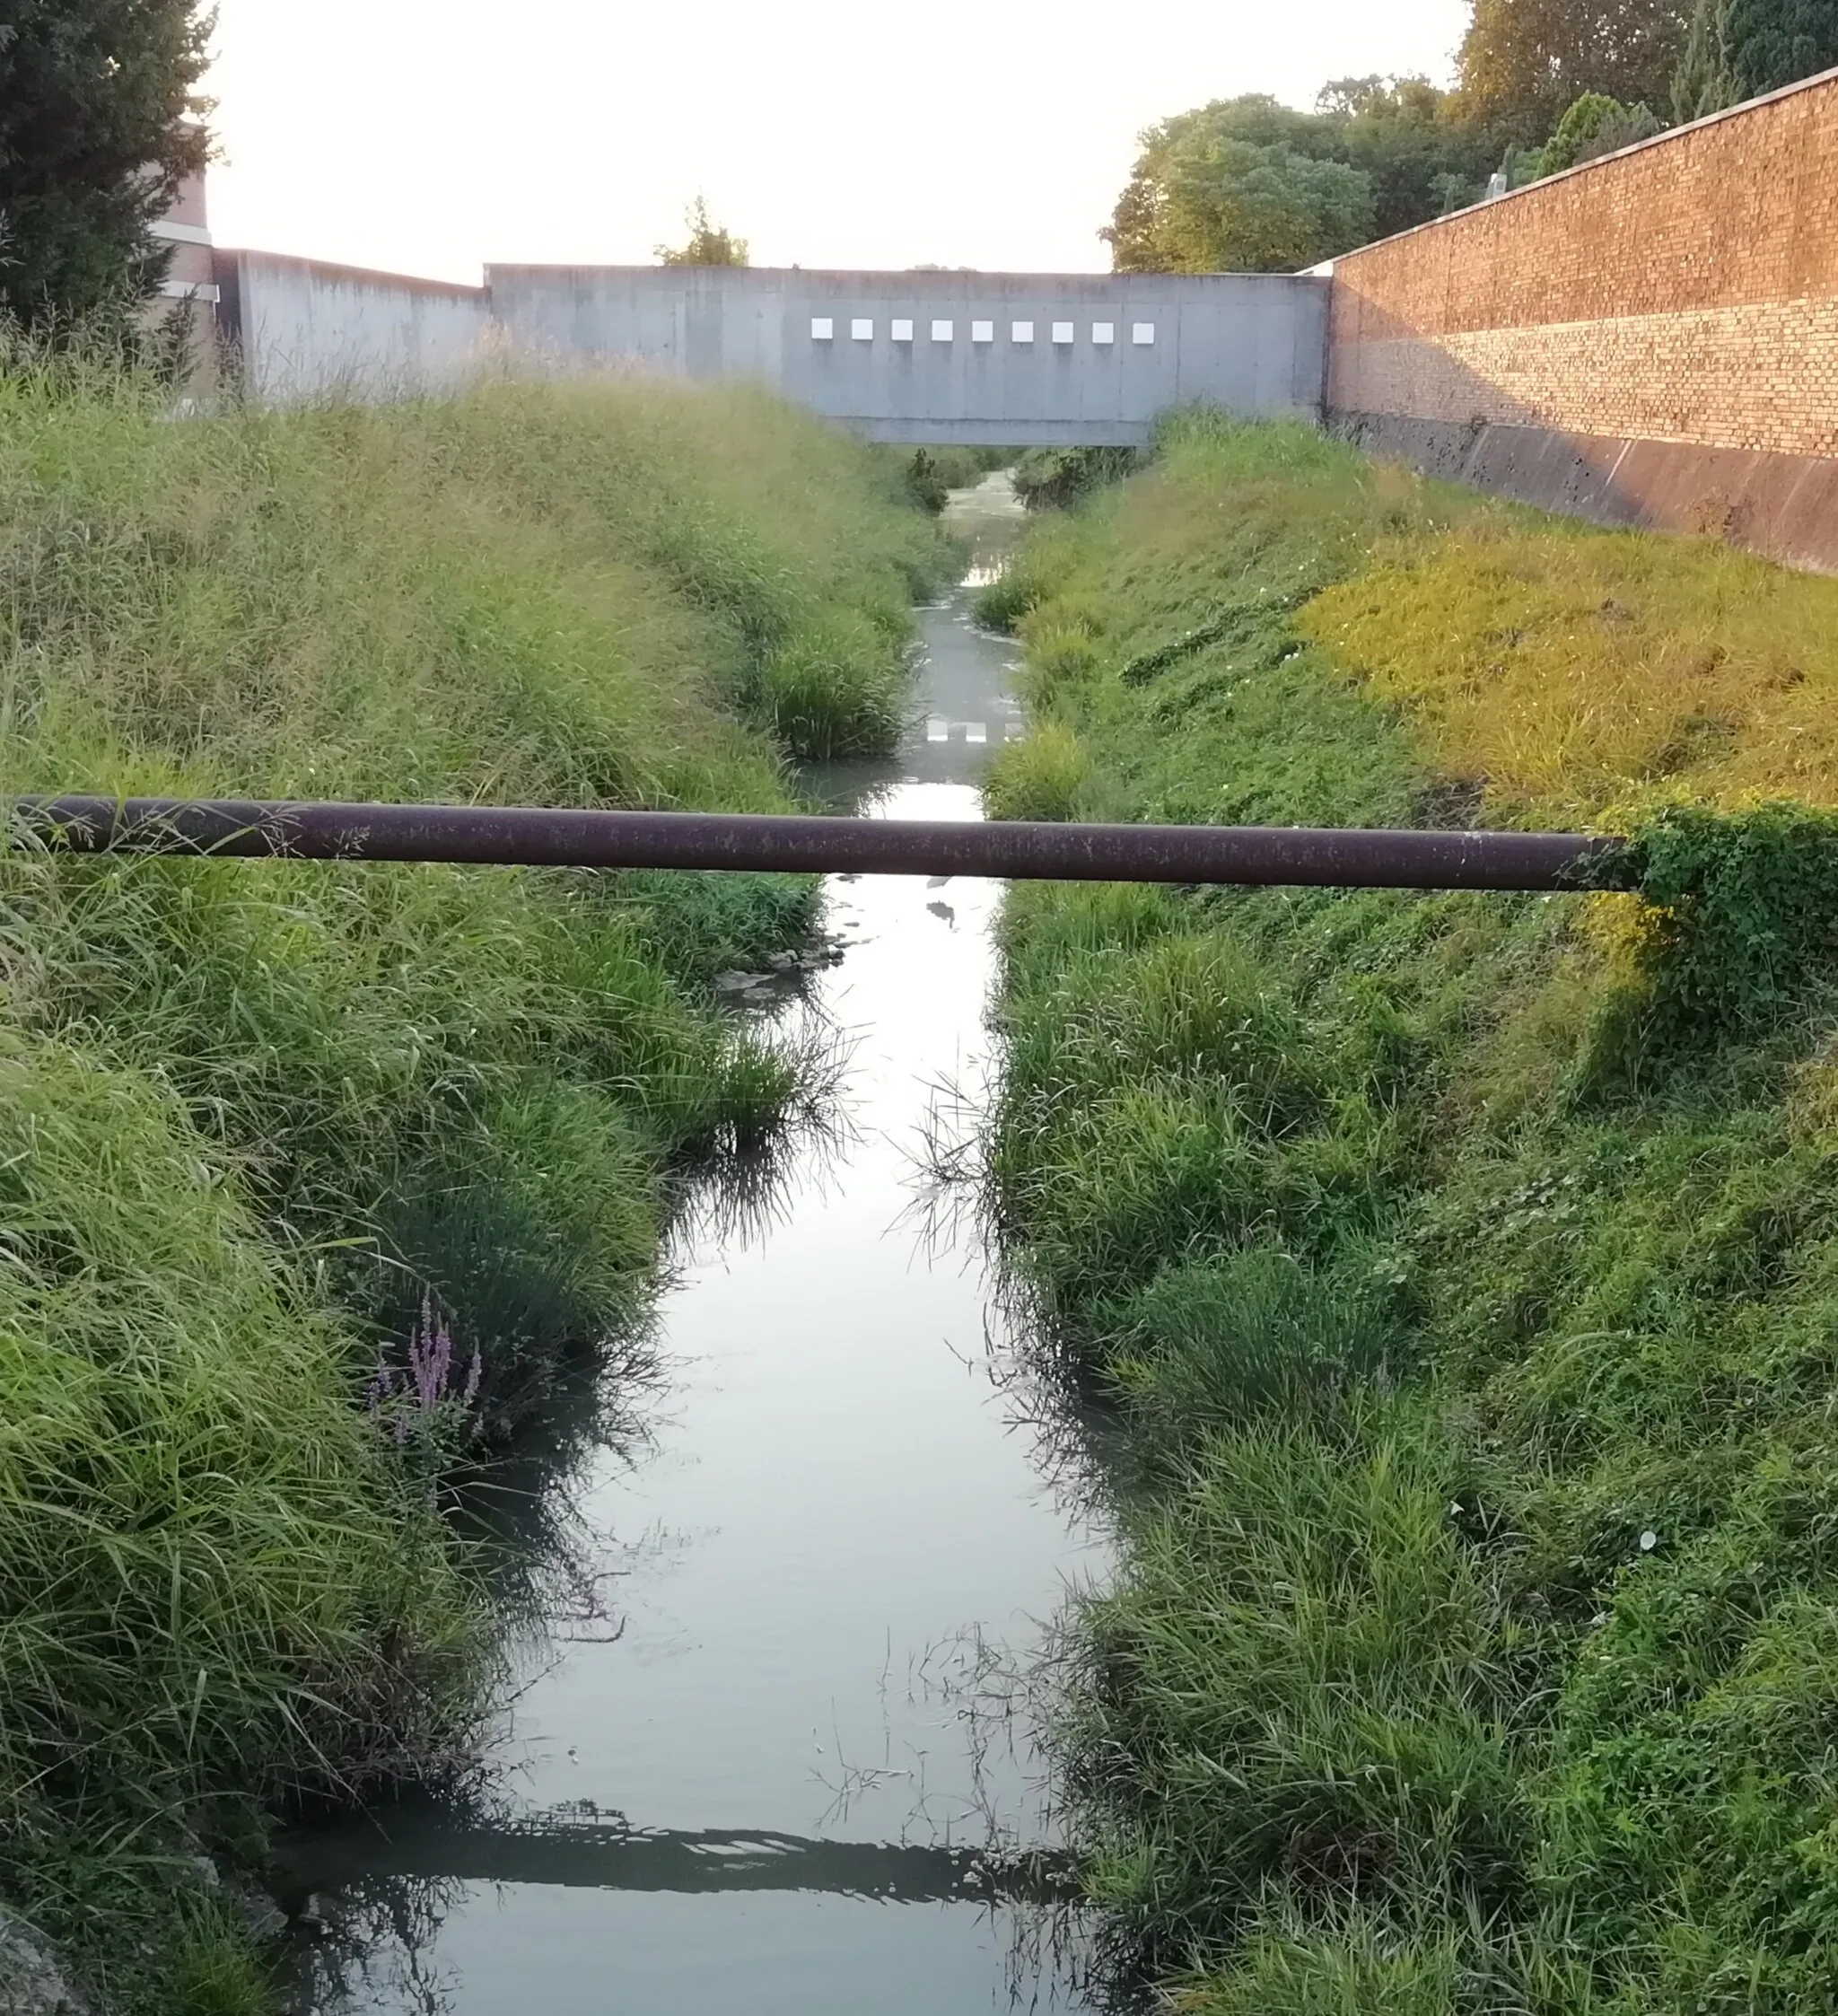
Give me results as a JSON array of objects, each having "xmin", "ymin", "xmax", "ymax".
[
  {"xmin": 280, "ymin": 1810, "xmax": 1076, "ymax": 1905},
  {"xmin": 289, "ymin": 472, "xmax": 1116, "ymax": 2015}
]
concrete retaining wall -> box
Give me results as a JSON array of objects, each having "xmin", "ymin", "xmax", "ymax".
[
  {"xmin": 214, "ymin": 250, "xmax": 493, "ymax": 406},
  {"xmin": 1337, "ymin": 413, "xmax": 1838, "ymax": 575},
  {"xmin": 486, "ymin": 267, "xmax": 1329, "ymax": 445}
]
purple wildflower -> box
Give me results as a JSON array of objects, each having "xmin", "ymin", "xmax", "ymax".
[
  {"xmin": 407, "ymin": 1293, "xmax": 454, "ymax": 1410},
  {"xmin": 372, "ymin": 1290, "xmax": 486, "ymax": 1445}
]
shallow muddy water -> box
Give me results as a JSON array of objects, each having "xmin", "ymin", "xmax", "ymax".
[{"xmin": 284, "ymin": 475, "xmax": 1110, "ymax": 2013}]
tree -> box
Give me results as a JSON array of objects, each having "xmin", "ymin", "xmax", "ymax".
[
  {"xmin": 654, "ymin": 197, "xmax": 748, "ymax": 267},
  {"xmin": 1105, "ymin": 126, "xmax": 1374, "ymax": 273},
  {"xmin": 1103, "ymin": 90, "xmax": 1492, "ymax": 272},
  {"xmin": 0, "ymin": 0, "xmax": 212, "ymax": 329},
  {"xmin": 1674, "ymin": 0, "xmax": 1720, "ymax": 106},
  {"xmin": 1455, "ymin": 0, "xmax": 1692, "ymax": 145},
  {"xmin": 1533, "ymin": 90, "xmax": 1665, "ymax": 173},
  {"xmin": 1316, "ymin": 76, "xmax": 1498, "ymax": 233},
  {"xmin": 1674, "ymin": 0, "xmax": 1838, "ymax": 118}
]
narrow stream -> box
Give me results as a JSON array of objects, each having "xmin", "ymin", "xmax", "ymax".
[{"xmin": 284, "ymin": 475, "xmax": 1108, "ymax": 2014}]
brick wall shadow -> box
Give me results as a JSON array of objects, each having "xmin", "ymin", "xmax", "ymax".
[{"xmin": 1332, "ymin": 381, "xmax": 1838, "ymax": 577}]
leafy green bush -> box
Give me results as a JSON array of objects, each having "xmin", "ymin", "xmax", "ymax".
[
  {"xmin": 894, "ymin": 444, "xmax": 1011, "ymax": 511},
  {"xmin": 1532, "ymin": 92, "xmax": 1661, "ymax": 178},
  {"xmin": 741, "ymin": 604, "xmax": 912, "ymax": 758},
  {"xmin": 1587, "ymin": 800, "xmax": 1838, "ymax": 1043},
  {"xmin": 970, "ymin": 569, "xmax": 1036, "ymax": 631},
  {"xmin": 970, "ymin": 513, "xmax": 1090, "ymax": 634},
  {"xmin": 1011, "ymin": 444, "xmax": 1142, "ymax": 512}
]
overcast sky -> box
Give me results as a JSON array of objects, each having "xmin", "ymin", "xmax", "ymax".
[{"xmin": 203, "ymin": 0, "xmax": 1471, "ymax": 281}]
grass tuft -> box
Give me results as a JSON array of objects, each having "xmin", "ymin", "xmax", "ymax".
[{"xmin": 982, "ymin": 722, "xmax": 1090, "ymax": 821}]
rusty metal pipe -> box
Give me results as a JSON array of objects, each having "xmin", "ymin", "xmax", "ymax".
[{"xmin": 9, "ymin": 796, "xmax": 1624, "ymax": 891}]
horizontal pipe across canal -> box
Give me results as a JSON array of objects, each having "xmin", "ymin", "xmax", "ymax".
[{"xmin": 12, "ymin": 797, "xmax": 1624, "ymax": 890}]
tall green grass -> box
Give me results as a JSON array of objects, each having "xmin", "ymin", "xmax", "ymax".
[
  {"xmin": 988, "ymin": 415, "xmax": 1838, "ymax": 2011},
  {"xmin": 0, "ymin": 344, "xmax": 948, "ymax": 2006}
]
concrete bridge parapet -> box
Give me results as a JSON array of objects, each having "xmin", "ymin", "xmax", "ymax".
[
  {"xmin": 484, "ymin": 266, "xmax": 1329, "ymax": 446},
  {"xmin": 206, "ymin": 243, "xmax": 1327, "ymax": 445}
]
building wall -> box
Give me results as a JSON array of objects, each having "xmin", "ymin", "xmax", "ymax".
[
  {"xmin": 214, "ymin": 251, "xmax": 493, "ymax": 405},
  {"xmin": 486, "ymin": 267, "xmax": 1329, "ymax": 446},
  {"xmin": 151, "ymin": 163, "xmax": 217, "ymax": 305},
  {"xmin": 1326, "ymin": 67, "xmax": 1838, "ymax": 572}
]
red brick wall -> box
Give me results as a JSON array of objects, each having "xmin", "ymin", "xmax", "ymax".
[{"xmin": 1328, "ymin": 70, "xmax": 1838, "ymax": 460}]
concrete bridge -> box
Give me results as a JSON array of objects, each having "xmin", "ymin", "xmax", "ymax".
[
  {"xmin": 488, "ymin": 267, "xmax": 1328, "ymax": 446},
  {"xmin": 214, "ymin": 252, "xmax": 1330, "ymax": 445}
]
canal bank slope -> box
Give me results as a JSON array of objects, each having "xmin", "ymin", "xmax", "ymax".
[
  {"xmin": 981, "ymin": 413, "xmax": 1838, "ymax": 2011},
  {"xmin": 0, "ymin": 356, "xmax": 950, "ymax": 2012}
]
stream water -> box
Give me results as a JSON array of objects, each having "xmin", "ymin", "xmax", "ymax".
[{"xmin": 284, "ymin": 475, "xmax": 1110, "ymax": 2014}]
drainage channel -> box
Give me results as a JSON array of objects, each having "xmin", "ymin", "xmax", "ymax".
[{"xmin": 283, "ymin": 473, "xmax": 1113, "ymax": 2014}]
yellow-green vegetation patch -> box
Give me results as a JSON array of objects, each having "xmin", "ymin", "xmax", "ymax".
[
  {"xmin": 1300, "ymin": 524, "xmax": 1838, "ymax": 823},
  {"xmin": 986, "ymin": 411, "xmax": 1838, "ymax": 2012}
]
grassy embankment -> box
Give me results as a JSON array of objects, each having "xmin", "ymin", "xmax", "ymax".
[
  {"xmin": 0, "ymin": 351, "xmax": 950, "ymax": 2010},
  {"xmin": 978, "ymin": 413, "xmax": 1838, "ymax": 2012}
]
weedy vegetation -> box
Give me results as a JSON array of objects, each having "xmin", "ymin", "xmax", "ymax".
[
  {"xmin": 897, "ymin": 443, "xmax": 1018, "ymax": 513},
  {"xmin": 0, "ymin": 334, "xmax": 950, "ymax": 2009},
  {"xmin": 985, "ymin": 408, "xmax": 1838, "ymax": 2012}
]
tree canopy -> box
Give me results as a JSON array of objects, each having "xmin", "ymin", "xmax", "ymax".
[
  {"xmin": 1100, "ymin": 0, "xmax": 1834, "ymax": 275},
  {"xmin": 0, "ymin": 0, "xmax": 212, "ymax": 328},
  {"xmin": 654, "ymin": 197, "xmax": 749, "ymax": 267},
  {"xmin": 1317, "ymin": 76, "xmax": 1501, "ymax": 235},
  {"xmin": 1455, "ymin": 0, "xmax": 1692, "ymax": 145},
  {"xmin": 1674, "ymin": 0, "xmax": 1838, "ymax": 118},
  {"xmin": 1533, "ymin": 90, "xmax": 1665, "ymax": 172},
  {"xmin": 1103, "ymin": 87, "xmax": 1493, "ymax": 274}
]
